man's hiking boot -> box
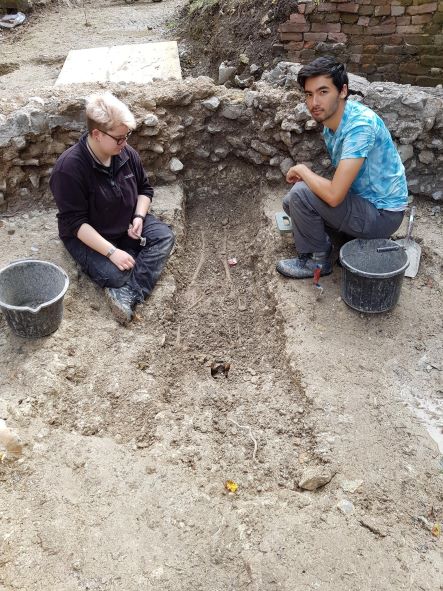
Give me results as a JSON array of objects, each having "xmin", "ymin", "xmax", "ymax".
[
  {"xmin": 276, "ymin": 251, "xmax": 332, "ymax": 279},
  {"xmin": 104, "ymin": 284, "xmax": 138, "ymax": 325}
]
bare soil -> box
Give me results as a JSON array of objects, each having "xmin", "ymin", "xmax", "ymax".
[{"xmin": 0, "ymin": 2, "xmax": 442, "ymax": 590}]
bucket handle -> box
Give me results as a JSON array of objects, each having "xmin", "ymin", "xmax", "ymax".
[{"xmin": 377, "ymin": 245, "xmax": 402, "ymax": 253}]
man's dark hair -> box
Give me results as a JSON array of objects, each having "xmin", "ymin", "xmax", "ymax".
[{"xmin": 297, "ymin": 57, "xmax": 350, "ymax": 98}]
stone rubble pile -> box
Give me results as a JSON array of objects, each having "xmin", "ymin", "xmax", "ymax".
[{"xmin": 0, "ymin": 66, "xmax": 442, "ymax": 209}]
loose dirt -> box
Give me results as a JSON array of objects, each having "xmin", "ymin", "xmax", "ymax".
[{"xmin": 0, "ymin": 2, "xmax": 442, "ymax": 590}]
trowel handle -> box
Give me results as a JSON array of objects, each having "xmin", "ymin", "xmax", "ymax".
[{"xmin": 406, "ymin": 205, "xmax": 416, "ymax": 241}]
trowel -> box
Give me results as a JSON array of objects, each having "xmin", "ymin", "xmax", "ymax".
[{"xmin": 396, "ymin": 206, "xmax": 421, "ymax": 278}]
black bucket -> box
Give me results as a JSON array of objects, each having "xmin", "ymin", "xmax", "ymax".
[
  {"xmin": 0, "ymin": 260, "xmax": 69, "ymax": 338},
  {"xmin": 339, "ymin": 239, "xmax": 409, "ymax": 313}
]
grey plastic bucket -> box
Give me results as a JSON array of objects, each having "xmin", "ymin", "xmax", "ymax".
[
  {"xmin": 339, "ymin": 239, "xmax": 409, "ymax": 313},
  {"xmin": 0, "ymin": 260, "xmax": 69, "ymax": 338}
]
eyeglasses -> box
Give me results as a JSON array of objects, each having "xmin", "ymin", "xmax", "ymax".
[{"xmin": 100, "ymin": 129, "xmax": 132, "ymax": 146}]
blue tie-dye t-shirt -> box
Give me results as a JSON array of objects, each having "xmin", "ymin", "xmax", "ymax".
[{"xmin": 323, "ymin": 100, "xmax": 408, "ymax": 211}]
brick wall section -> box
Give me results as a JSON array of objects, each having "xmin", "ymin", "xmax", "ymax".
[{"xmin": 277, "ymin": 0, "xmax": 443, "ymax": 86}]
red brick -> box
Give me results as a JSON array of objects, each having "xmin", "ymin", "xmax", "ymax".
[
  {"xmin": 406, "ymin": 2, "xmax": 437, "ymax": 15},
  {"xmin": 399, "ymin": 74, "xmax": 417, "ymax": 85},
  {"xmin": 342, "ymin": 24, "xmax": 364, "ymax": 34},
  {"xmin": 368, "ymin": 23, "xmax": 397, "ymax": 34},
  {"xmin": 421, "ymin": 54, "xmax": 443, "ymax": 67},
  {"xmin": 358, "ymin": 6, "xmax": 374, "ymax": 16},
  {"xmin": 402, "ymin": 44, "xmax": 419, "ymax": 54},
  {"xmin": 426, "ymin": 23, "xmax": 443, "ymax": 33},
  {"xmin": 337, "ymin": 3, "xmax": 359, "ymax": 13},
  {"xmin": 309, "ymin": 13, "xmax": 323, "ymax": 23},
  {"xmin": 300, "ymin": 48, "xmax": 316, "ymax": 59},
  {"xmin": 416, "ymin": 77, "xmax": 443, "ymax": 87},
  {"xmin": 303, "ymin": 32, "xmax": 328, "ymax": 41},
  {"xmin": 396, "ymin": 24, "xmax": 425, "ymax": 33},
  {"xmin": 391, "ymin": 5, "xmax": 405, "ymax": 16},
  {"xmin": 369, "ymin": 16, "xmax": 382, "ymax": 26},
  {"xmin": 286, "ymin": 41, "xmax": 304, "ymax": 51},
  {"xmin": 279, "ymin": 23, "xmax": 310, "ymax": 33},
  {"xmin": 280, "ymin": 32, "xmax": 304, "ymax": 41},
  {"xmin": 370, "ymin": 16, "xmax": 395, "ymax": 26},
  {"xmin": 357, "ymin": 15, "xmax": 370, "ymax": 25},
  {"xmin": 408, "ymin": 43, "xmax": 434, "ymax": 52},
  {"xmin": 350, "ymin": 54, "xmax": 362, "ymax": 63},
  {"xmin": 317, "ymin": 2, "xmax": 338, "ymax": 11},
  {"xmin": 323, "ymin": 14, "xmax": 341, "ymax": 22},
  {"xmin": 374, "ymin": 54, "xmax": 401, "ymax": 64},
  {"xmin": 361, "ymin": 34, "xmax": 403, "ymax": 44},
  {"xmin": 396, "ymin": 16, "xmax": 411, "ymax": 25},
  {"xmin": 375, "ymin": 5, "xmax": 391, "ymax": 16},
  {"xmin": 360, "ymin": 64, "xmax": 377, "ymax": 74},
  {"xmin": 304, "ymin": 3, "xmax": 316, "ymax": 14},
  {"xmin": 341, "ymin": 13, "xmax": 359, "ymax": 23},
  {"xmin": 303, "ymin": 40, "xmax": 317, "ymax": 49},
  {"xmin": 402, "ymin": 33, "xmax": 433, "ymax": 44},
  {"xmin": 376, "ymin": 65, "xmax": 400, "ymax": 77},
  {"xmin": 328, "ymin": 32, "xmax": 348, "ymax": 42},
  {"xmin": 383, "ymin": 45, "xmax": 404, "ymax": 54},
  {"xmin": 289, "ymin": 13, "xmax": 307, "ymax": 23},
  {"xmin": 362, "ymin": 44, "xmax": 379, "ymax": 54},
  {"xmin": 361, "ymin": 53, "xmax": 376, "ymax": 63},
  {"xmin": 288, "ymin": 50, "xmax": 302, "ymax": 60},
  {"xmin": 412, "ymin": 14, "xmax": 433, "ymax": 23},
  {"xmin": 297, "ymin": 3, "xmax": 306, "ymax": 14},
  {"xmin": 311, "ymin": 22, "xmax": 342, "ymax": 32},
  {"xmin": 399, "ymin": 62, "xmax": 429, "ymax": 74}
]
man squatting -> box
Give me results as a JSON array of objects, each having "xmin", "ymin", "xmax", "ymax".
[{"xmin": 277, "ymin": 57, "xmax": 408, "ymax": 279}]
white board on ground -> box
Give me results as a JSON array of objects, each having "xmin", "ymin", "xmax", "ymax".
[{"xmin": 55, "ymin": 41, "xmax": 182, "ymax": 86}]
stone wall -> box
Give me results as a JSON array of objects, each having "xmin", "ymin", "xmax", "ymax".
[
  {"xmin": 0, "ymin": 71, "xmax": 442, "ymax": 212},
  {"xmin": 277, "ymin": 0, "xmax": 443, "ymax": 87}
]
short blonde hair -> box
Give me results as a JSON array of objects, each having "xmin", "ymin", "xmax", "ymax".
[{"xmin": 85, "ymin": 92, "xmax": 136, "ymax": 133}]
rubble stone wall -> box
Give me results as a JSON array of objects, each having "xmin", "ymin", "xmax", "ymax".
[
  {"xmin": 277, "ymin": 0, "xmax": 443, "ymax": 87},
  {"xmin": 0, "ymin": 71, "xmax": 442, "ymax": 212}
]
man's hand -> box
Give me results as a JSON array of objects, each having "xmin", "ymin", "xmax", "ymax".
[
  {"xmin": 109, "ymin": 248, "xmax": 135, "ymax": 271},
  {"xmin": 286, "ymin": 159, "xmax": 365, "ymax": 207},
  {"xmin": 128, "ymin": 217, "xmax": 143, "ymax": 240},
  {"xmin": 286, "ymin": 164, "xmax": 307, "ymax": 184}
]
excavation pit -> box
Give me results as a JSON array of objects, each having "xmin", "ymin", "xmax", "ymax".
[{"xmin": 0, "ymin": 79, "xmax": 442, "ymax": 589}]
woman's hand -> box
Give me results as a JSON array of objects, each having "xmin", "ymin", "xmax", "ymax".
[
  {"xmin": 109, "ymin": 248, "xmax": 135, "ymax": 271},
  {"xmin": 128, "ymin": 217, "xmax": 143, "ymax": 240}
]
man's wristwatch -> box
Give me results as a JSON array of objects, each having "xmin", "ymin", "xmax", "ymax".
[
  {"xmin": 133, "ymin": 214, "xmax": 145, "ymax": 221},
  {"xmin": 106, "ymin": 246, "xmax": 116, "ymax": 258}
]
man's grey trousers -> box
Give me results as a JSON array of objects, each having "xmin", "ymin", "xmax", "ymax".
[{"xmin": 283, "ymin": 182, "xmax": 405, "ymax": 254}]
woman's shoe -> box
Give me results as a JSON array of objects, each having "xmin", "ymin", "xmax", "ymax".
[{"xmin": 104, "ymin": 284, "xmax": 138, "ymax": 325}]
